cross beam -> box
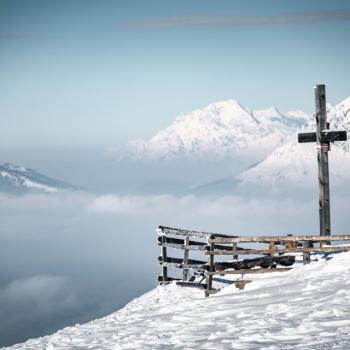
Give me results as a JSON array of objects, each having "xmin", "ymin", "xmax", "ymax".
[
  {"xmin": 298, "ymin": 130, "xmax": 347, "ymax": 143},
  {"xmin": 298, "ymin": 85, "xmax": 347, "ymax": 236}
]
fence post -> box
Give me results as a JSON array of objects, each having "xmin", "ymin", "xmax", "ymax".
[
  {"xmin": 183, "ymin": 236, "xmax": 189, "ymax": 281},
  {"xmin": 161, "ymin": 235, "xmax": 168, "ymax": 283},
  {"xmin": 205, "ymin": 240, "xmax": 214, "ymax": 297},
  {"xmin": 303, "ymin": 241, "xmax": 311, "ymax": 264},
  {"xmin": 232, "ymin": 242, "xmax": 238, "ymax": 260}
]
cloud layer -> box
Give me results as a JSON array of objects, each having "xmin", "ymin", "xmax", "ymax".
[
  {"xmin": 0, "ymin": 275, "xmax": 80, "ymax": 346},
  {"xmin": 135, "ymin": 11, "xmax": 350, "ymax": 28}
]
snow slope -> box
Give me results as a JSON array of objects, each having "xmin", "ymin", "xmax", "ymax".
[
  {"xmin": 236, "ymin": 98, "xmax": 350, "ymax": 193},
  {"xmin": 0, "ymin": 163, "xmax": 77, "ymax": 194},
  {"xmin": 6, "ymin": 251, "xmax": 350, "ymax": 349},
  {"xmin": 112, "ymin": 100, "xmax": 309, "ymax": 163},
  {"xmin": 190, "ymin": 97, "xmax": 350, "ymax": 196}
]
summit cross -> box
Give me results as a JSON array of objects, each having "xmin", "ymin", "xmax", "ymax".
[{"xmin": 298, "ymin": 85, "xmax": 347, "ymax": 237}]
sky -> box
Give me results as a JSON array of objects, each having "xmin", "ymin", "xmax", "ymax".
[{"xmin": 1, "ymin": 0, "xmax": 350, "ymax": 149}]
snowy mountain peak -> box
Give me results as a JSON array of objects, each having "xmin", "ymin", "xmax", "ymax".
[
  {"xmin": 336, "ymin": 96, "xmax": 350, "ymax": 110},
  {"xmin": 0, "ymin": 163, "xmax": 77, "ymax": 194},
  {"xmin": 236, "ymin": 98, "xmax": 350, "ymax": 193},
  {"xmin": 3, "ymin": 163, "xmax": 28, "ymax": 172},
  {"xmin": 112, "ymin": 99, "xmax": 310, "ymax": 163}
]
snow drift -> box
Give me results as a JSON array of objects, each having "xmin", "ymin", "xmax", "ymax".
[{"xmin": 6, "ymin": 251, "xmax": 350, "ymax": 349}]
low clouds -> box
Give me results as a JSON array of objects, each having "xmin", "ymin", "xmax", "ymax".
[
  {"xmin": 88, "ymin": 193, "xmax": 313, "ymax": 222},
  {"xmin": 0, "ymin": 275, "xmax": 80, "ymax": 346},
  {"xmin": 135, "ymin": 11, "xmax": 350, "ymax": 28}
]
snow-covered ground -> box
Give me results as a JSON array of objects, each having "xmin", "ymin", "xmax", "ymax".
[{"xmin": 6, "ymin": 251, "xmax": 350, "ymax": 350}]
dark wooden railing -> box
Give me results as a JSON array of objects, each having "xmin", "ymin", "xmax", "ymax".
[{"xmin": 157, "ymin": 225, "xmax": 350, "ymax": 296}]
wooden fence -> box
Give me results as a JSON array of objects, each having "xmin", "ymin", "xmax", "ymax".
[{"xmin": 157, "ymin": 225, "xmax": 350, "ymax": 296}]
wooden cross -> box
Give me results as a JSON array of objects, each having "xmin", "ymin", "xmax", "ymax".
[{"xmin": 298, "ymin": 85, "xmax": 347, "ymax": 236}]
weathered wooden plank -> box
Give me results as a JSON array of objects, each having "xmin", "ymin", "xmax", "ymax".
[
  {"xmin": 158, "ymin": 256, "xmax": 207, "ymax": 270},
  {"xmin": 158, "ymin": 256, "xmax": 206, "ymax": 265},
  {"xmin": 202, "ymin": 256, "xmax": 295, "ymax": 272},
  {"xmin": 206, "ymin": 245, "xmax": 350, "ymax": 255},
  {"xmin": 157, "ymin": 276, "xmax": 181, "ymax": 282},
  {"xmin": 158, "ymin": 225, "xmax": 238, "ymax": 239},
  {"xmin": 176, "ymin": 281, "xmax": 206, "ymax": 289},
  {"xmin": 321, "ymin": 130, "xmax": 347, "ymax": 143},
  {"xmin": 298, "ymin": 131, "xmax": 347, "ymax": 144},
  {"xmin": 157, "ymin": 236, "xmax": 207, "ymax": 251},
  {"xmin": 160, "ymin": 262, "xmax": 207, "ymax": 270},
  {"xmin": 158, "ymin": 237, "xmax": 246, "ymax": 252},
  {"xmin": 206, "ymin": 268, "xmax": 293, "ymax": 276},
  {"xmin": 206, "ymin": 248, "xmax": 274, "ymax": 255},
  {"xmin": 298, "ymin": 132, "xmax": 317, "ymax": 143},
  {"xmin": 212, "ymin": 277, "xmax": 234, "ymax": 284},
  {"xmin": 159, "ymin": 241, "xmax": 207, "ymax": 251},
  {"xmin": 206, "ymin": 244, "xmax": 246, "ymax": 251},
  {"xmin": 208, "ymin": 235, "xmax": 350, "ymax": 244},
  {"xmin": 158, "ymin": 225, "xmax": 212, "ymax": 238}
]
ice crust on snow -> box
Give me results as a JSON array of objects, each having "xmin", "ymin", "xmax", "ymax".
[{"xmin": 5, "ymin": 251, "xmax": 350, "ymax": 349}]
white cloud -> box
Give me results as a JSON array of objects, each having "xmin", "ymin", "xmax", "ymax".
[
  {"xmin": 134, "ymin": 11, "xmax": 350, "ymax": 28},
  {"xmin": 0, "ymin": 275, "xmax": 80, "ymax": 346}
]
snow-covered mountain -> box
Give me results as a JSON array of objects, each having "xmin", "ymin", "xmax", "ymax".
[
  {"xmin": 191, "ymin": 97, "xmax": 350, "ymax": 196},
  {"xmin": 112, "ymin": 100, "xmax": 310, "ymax": 164},
  {"xmin": 6, "ymin": 251, "xmax": 350, "ymax": 349},
  {"xmin": 0, "ymin": 163, "xmax": 77, "ymax": 194},
  {"xmin": 236, "ymin": 97, "xmax": 350, "ymax": 194}
]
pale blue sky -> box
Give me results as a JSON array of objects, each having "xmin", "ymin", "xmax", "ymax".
[{"xmin": 1, "ymin": 0, "xmax": 350, "ymax": 148}]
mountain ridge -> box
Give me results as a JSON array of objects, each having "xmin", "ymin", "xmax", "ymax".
[
  {"xmin": 190, "ymin": 97, "xmax": 350, "ymax": 196},
  {"xmin": 111, "ymin": 99, "xmax": 310, "ymax": 164},
  {"xmin": 0, "ymin": 163, "xmax": 78, "ymax": 194}
]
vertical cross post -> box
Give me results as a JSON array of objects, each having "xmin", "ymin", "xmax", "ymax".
[
  {"xmin": 183, "ymin": 237, "xmax": 189, "ymax": 281},
  {"xmin": 315, "ymin": 85, "xmax": 331, "ymax": 236},
  {"xmin": 299, "ymin": 85, "xmax": 346, "ymax": 237},
  {"xmin": 161, "ymin": 236, "xmax": 168, "ymax": 283}
]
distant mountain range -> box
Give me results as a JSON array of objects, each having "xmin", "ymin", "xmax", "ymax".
[
  {"xmin": 0, "ymin": 163, "xmax": 77, "ymax": 194},
  {"xmin": 110, "ymin": 96, "xmax": 349, "ymax": 197},
  {"xmin": 190, "ymin": 97, "xmax": 350, "ymax": 196},
  {"xmin": 111, "ymin": 100, "xmax": 309, "ymax": 164},
  {"xmin": 5, "ymin": 96, "xmax": 348, "ymax": 197}
]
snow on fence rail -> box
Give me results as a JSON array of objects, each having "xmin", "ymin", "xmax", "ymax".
[{"xmin": 157, "ymin": 225, "xmax": 350, "ymax": 296}]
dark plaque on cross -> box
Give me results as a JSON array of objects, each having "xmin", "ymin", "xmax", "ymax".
[{"xmin": 298, "ymin": 85, "xmax": 347, "ymax": 237}]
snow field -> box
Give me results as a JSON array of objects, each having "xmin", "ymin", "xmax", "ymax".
[{"xmin": 5, "ymin": 251, "xmax": 350, "ymax": 350}]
